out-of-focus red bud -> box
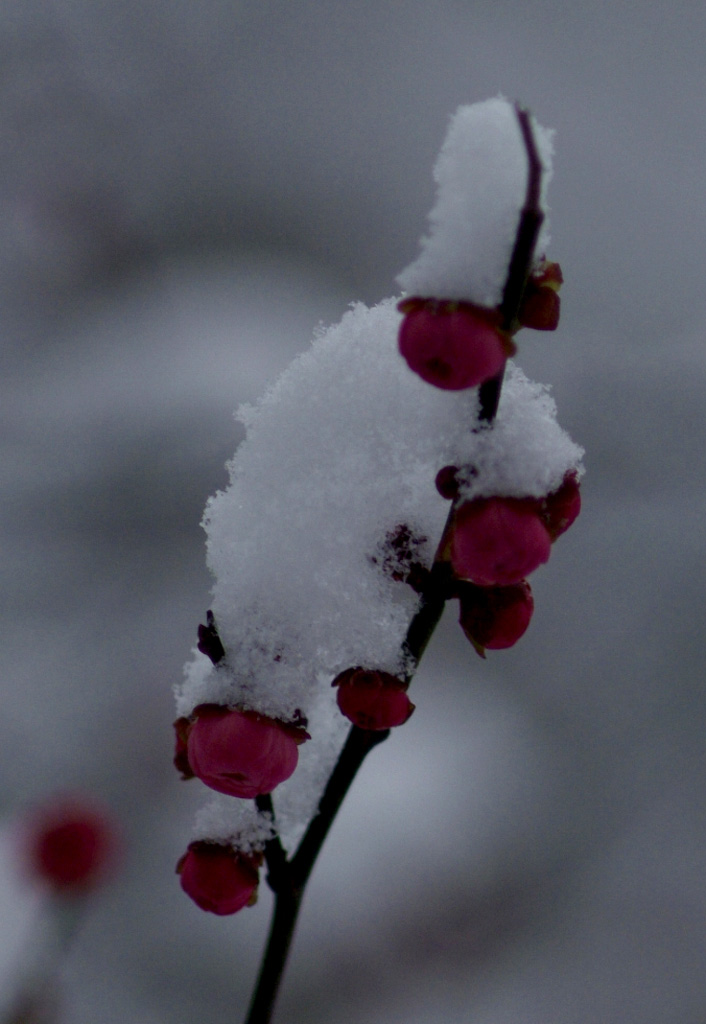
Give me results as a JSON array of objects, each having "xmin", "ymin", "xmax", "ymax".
[
  {"xmin": 26, "ymin": 799, "xmax": 118, "ymax": 892},
  {"xmin": 457, "ymin": 580, "xmax": 534, "ymax": 653},
  {"xmin": 398, "ymin": 298, "xmax": 514, "ymax": 391},
  {"xmin": 450, "ymin": 497, "xmax": 551, "ymax": 586},
  {"xmin": 177, "ymin": 841, "xmax": 260, "ymax": 915},
  {"xmin": 332, "ymin": 668, "xmax": 414, "ymax": 730},
  {"xmin": 187, "ymin": 704, "xmax": 309, "ymax": 799}
]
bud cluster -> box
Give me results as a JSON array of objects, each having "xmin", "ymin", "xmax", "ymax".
[
  {"xmin": 443, "ymin": 469, "xmax": 580, "ymax": 653},
  {"xmin": 174, "ymin": 98, "xmax": 584, "ymax": 916},
  {"xmin": 397, "ymin": 253, "xmax": 579, "ymax": 655},
  {"xmin": 174, "ymin": 645, "xmax": 310, "ymax": 911},
  {"xmin": 398, "ymin": 259, "xmax": 563, "ymax": 393}
]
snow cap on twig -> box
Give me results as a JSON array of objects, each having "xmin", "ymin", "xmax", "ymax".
[{"xmin": 397, "ymin": 97, "xmax": 554, "ymax": 306}]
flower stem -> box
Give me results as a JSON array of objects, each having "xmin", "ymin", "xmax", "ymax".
[
  {"xmin": 478, "ymin": 104, "xmax": 544, "ymax": 425},
  {"xmin": 243, "ymin": 888, "xmax": 302, "ymax": 1024},
  {"xmin": 242, "ymin": 101, "xmax": 545, "ymax": 1024},
  {"xmin": 500, "ymin": 106, "xmax": 544, "ymax": 331},
  {"xmin": 246, "ymin": 728, "xmax": 389, "ymax": 1024}
]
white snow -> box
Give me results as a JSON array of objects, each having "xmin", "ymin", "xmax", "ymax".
[
  {"xmin": 397, "ymin": 97, "xmax": 554, "ymax": 306},
  {"xmin": 176, "ymin": 299, "xmax": 581, "ymax": 727},
  {"xmin": 192, "ymin": 798, "xmax": 275, "ymax": 853},
  {"xmin": 177, "ymin": 98, "xmax": 580, "ymax": 852},
  {"xmin": 454, "ymin": 363, "xmax": 584, "ymax": 501},
  {"xmin": 177, "ymin": 303, "xmax": 582, "ymax": 849}
]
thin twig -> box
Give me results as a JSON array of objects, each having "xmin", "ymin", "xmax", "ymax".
[
  {"xmin": 400, "ymin": 558, "xmax": 454, "ymax": 681},
  {"xmin": 478, "ymin": 104, "xmax": 545, "ymax": 424},
  {"xmin": 254, "ymin": 794, "xmax": 289, "ymax": 893},
  {"xmin": 246, "ymin": 731, "xmax": 389, "ymax": 1024},
  {"xmin": 500, "ymin": 105, "xmax": 544, "ymax": 330},
  {"xmin": 243, "ymin": 889, "xmax": 301, "ymax": 1024}
]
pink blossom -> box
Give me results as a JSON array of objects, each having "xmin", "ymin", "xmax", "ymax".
[
  {"xmin": 177, "ymin": 841, "xmax": 260, "ymax": 915},
  {"xmin": 397, "ymin": 298, "xmax": 512, "ymax": 391},
  {"xmin": 333, "ymin": 668, "xmax": 415, "ymax": 730},
  {"xmin": 457, "ymin": 580, "xmax": 534, "ymax": 651},
  {"xmin": 450, "ymin": 497, "xmax": 551, "ymax": 586},
  {"xmin": 186, "ymin": 704, "xmax": 308, "ymax": 799},
  {"xmin": 25, "ymin": 799, "xmax": 117, "ymax": 891}
]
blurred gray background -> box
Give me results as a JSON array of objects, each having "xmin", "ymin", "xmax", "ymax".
[{"xmin": 2, "ymin": 0, "xmax": 706, "ymax": 1021}]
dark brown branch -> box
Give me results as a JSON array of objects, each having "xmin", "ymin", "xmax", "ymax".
[
  {"xmin": 291, "ymin": 726, "xmax": 389, "ymax": 887},
  {"xmin": 477, "ymin": 373, "xmax": 504, "ymax": 423},
  {"xmin": 243, "ymin": 101, "xmax": 547, "ymax": 1024},
  {"xmin": 255, "ymin": 794, "xmax": 289, "ymax": 895},
  {"xmin": 245, "ymin": 795, "xmax": 302, "ymax": 1024},
  {"xmin": 246, "ymin": 729, "xmax": 389, "ymax": 1024},
  {"xmin": 400, "ymin": 559, "xmax": 454, "ymax": 680},
  {"xmin": 243, "ymin": 889, "xmax": 302, "ymax": 1024},
  {"xmin": 500, "ymin": 106, "xmax": 545, "ymax": 330},
  {"xmin": 479, "ymin": 105, "xmax": 545, "ymax": 424}
]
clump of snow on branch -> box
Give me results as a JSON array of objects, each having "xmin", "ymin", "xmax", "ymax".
[
  {"xmin": 397, "ymin": 96, "xmax": 554, "ymax": 306},
  {"xmin": 176, "ymin": 97, "xmax": 580, "ymax": 851},
  {"xmin": 176, "ymin": 300, "xmax": 581, "ymax": 730},
  {"xmin": 192, "ymin": 798, "xmax": 275, "ymax": 853},
  {"xmin": 455, "ymin": 365, "xmax": 584, "ymax": 501}
]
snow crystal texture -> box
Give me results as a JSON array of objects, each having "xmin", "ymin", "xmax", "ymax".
[
  {"xmin": 176, "ymin": 97, "xmax": 580, "ymax": 850},
  {"xmin": 192, "ymin": 798, "xmax": 275, "ymax": 853},
  {"xmin": 176, "ymin": 299, "xmax": 582, "ymax": 845},
  {"xmin": 397, "ymin": 97, "xmax": 554, "ymax": 306}
]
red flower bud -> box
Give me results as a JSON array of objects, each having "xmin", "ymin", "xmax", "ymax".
[
  {"xmin": 435, "ymin": 465, "xmax": 460, "ymax": 500},
  {"xmin": 398, "ymin": 299, "xmax": 513, "ymax": 391},
  {"xmin": 332, "ymin": 668, "xmax": 415, "ymax": 730},
  {"xmin": 534, "ymin": 261, "xmax": 564, "ymax": 289},
  {"xmin": 458, "ymin": 580, "xmax": 534, "ymax": 652},
  {"xmin": 518, "ymin": 288, "xmax": 560, "ymax": 331},
  {"xmin": 518, "ymin": 261, "xmax": 563, "ymax": 331},
  {"xmin": 539, "ymin": 470, "xmax": 581, "ymax": 540},
  {"xmin": 26, "ymin": 799, "xmax": 117, "ymax": 892},
  {"xmin": 450, "ymin": 497, "xmax": 551, "ymax": 586},
  {"xmin": 186, "ymin": 704, "xmax": 308, "ymax": 799},
  {"xmin": 177, "ymin": 841, "xmax": 260, "ymax": 915}
]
